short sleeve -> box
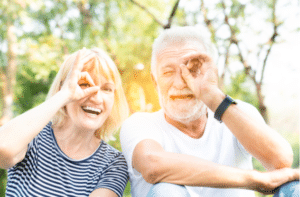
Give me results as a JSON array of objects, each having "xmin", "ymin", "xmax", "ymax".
[
  {"xmin": 95, "ymin": 153, "xmax": 129, "ymax": 197},
  {"xmin": 120, "ymin": 112, "xmax": 164, "ymax": 174}
]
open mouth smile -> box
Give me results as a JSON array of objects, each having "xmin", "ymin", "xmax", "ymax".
[
  {"xmin": 169, "ymin": 94, "xmax": 194, "ymax": 100},
  {"xmin": 81, "ymin": 106, "xmax": 102, "ymax": 115}
]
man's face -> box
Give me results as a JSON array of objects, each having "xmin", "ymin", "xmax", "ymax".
[{"xmin": 154, "ymin": 43, "xmax": 207, "ymax": 123}]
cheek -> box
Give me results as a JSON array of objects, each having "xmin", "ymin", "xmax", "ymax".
[
  {"xmin": 157, "ymin": 79, "xmax": 172, "ymax": 94},
  {"xmin": 65, "ymin": 103, "xmax": 75, "ymax": 114},
  {"xmin": 105, "ymin": 95, "xmax": 115, "ymax": 112}
]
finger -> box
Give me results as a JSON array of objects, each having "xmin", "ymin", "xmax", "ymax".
[
  {"xmin": 182, "ymin": 52, "xmax": 211, "ymax": 65},
  {"xmin": 82, "ymin": 86, "xmax": 100, "ymax": 98},
  {"xmin": 198, "ymin": 58, "xmax": 217, "ymax": 77},
  {"xmin": 68, "ymin": 49, "xmax": 85, "ymax": 76},
  {"xmin": 79, "ymin": 71, "xmax": 96, "ymax": 87},
  {"xmin": 180, "ymin": 64, "xmax": 194, "ymax": 87},
  {"xmin": 74, "ymin": 52, "xmax": 96, "ymax": 72},
  {"xmin": 182, "ymin": 52, "xmax": 201, "ymax": 63}
]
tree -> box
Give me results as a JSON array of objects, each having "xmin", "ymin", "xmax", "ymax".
[
  {"xmin": 198, "ymin": 0, "xmax": 284, "ymax": 122},
  {"xmin": 0, "ymin": 0, "xmax": 21, "ymax": 125}
]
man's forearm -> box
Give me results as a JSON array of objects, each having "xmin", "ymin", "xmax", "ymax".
[
  {"xmin": 135, "ymin": 139, "xmax": 254, "ymax": 188},
  {"xmin": 202, "ymin": 88, "xmax": 293, "ymax": 170},
  {"xmin": 134, "ymin": 139, "xmax": 299, "ymax": 194}
]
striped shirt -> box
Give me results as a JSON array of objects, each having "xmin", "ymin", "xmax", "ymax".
[{"xmin": 6, "ymin": 122, "xmax": 129, "ymax": 197}]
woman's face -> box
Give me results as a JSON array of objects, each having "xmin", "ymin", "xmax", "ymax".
[{"xmin": 65, "ymin": 63, "xmax": 115, "ymax": 133}]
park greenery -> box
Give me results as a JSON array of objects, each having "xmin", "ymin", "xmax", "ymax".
[{"xmin": 0, "ymin": 0, "xmax": 299, "ymax": 196}]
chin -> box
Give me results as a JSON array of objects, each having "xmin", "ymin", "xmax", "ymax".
[
  {"xmin": 163, "ymin": 100, "xmax": 206, "ymax": 123},
  {"xmin": 79, "ymin": 120, "xmax": 104, "ymax": 131}
]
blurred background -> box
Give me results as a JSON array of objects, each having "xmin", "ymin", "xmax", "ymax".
[{"xmin": 0, "ymin": 0, "xmax": 299, "ymax": 196}]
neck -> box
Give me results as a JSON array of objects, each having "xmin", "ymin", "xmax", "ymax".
[
  {"xmin": 52, "ymin": 123, "xmax": 101, "ymax": 160},
  {"xmin": 165, "ymin": 112, "xmax": 208, "ymax": 139}
]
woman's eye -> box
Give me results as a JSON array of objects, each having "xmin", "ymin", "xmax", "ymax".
[
  {"xmin": 102, "ymin": 86, "xmax": 114, "ymax": 92},
  {"xmin": 79, "ymin": 83, "xmax": 90, "ymax": 88}
]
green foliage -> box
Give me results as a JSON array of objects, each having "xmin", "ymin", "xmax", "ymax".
[
  {"xmin": 14, "ymin": 67, "xmax": 56, "ymax": 114},
  {"xmin": 123, "ymin": 182, "xmax": 132, "ymax": 197},
  {"xmin": 0, "ymin": 169, "xmax": 6, "ymax": 197},
  {"xmin": 230, "ymin": 0, "xmax": 246, "ymax": 18},
  {"xmin": 0, "ymin": 1, "xmax": 298, "ymax": 197},
  {"xmin": 225, "ymin": 70, "xmax": 259, "ymax": 108}
]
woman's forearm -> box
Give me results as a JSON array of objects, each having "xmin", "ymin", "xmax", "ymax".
[{"xmin": 0, "ymin": 91, "xmax": 69, "ymax": 169}]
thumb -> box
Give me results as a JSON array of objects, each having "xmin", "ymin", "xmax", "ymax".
[{"xmin": 82, "ymin": 86, "xmax": 100, "ymax": 97}]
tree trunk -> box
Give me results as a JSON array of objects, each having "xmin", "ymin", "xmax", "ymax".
[
  {"xmin": 256, "ymin": 83, "xmax": 269, "ymax": 123},
  {"xmin": 77, "ymin": 1, "xmax": 92, "ymax": 44},
  {"xmin": 0, "ymin": 22, "xmax": 17, "ymax": 126}
]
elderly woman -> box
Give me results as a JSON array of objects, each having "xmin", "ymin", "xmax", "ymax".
[{"xmin": 0, "ymin": 48, "xmax": 129, "ymax": 197}]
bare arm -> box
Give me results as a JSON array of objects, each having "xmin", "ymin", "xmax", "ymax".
[
  {"xmin": 180, "ymin": 54, "xmax": 293, "ymax": 170},
  {"xmin": 89, "ymin": 188, "xmax": 118, "ymax": 197},
  {"xmin": 0, "ymin": 50, "xmax": 99, "ymax": 169},
  {"xmin": 208, "ymin": 89, "xmax": 293, "ymax": 170},
  {"xmin": 0, "ymin": 91, "xmax": 69, "ymax": 169},
  {"xmin": 133, "ymin": 139, "xmax": 299, "ymax": 194}
]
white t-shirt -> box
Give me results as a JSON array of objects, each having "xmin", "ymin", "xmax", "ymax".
[{"xmin": 120, "ymin": 101, "xmax": 263, "ymax": 197}]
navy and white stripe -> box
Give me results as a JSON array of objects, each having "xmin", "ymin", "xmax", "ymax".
[{"xmin": 6, "ymin": 122, "xmax": 129, "ymax": 197}]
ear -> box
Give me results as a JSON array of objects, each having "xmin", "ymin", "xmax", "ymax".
[{"xmin": 151, "ymin": 73, "xmax": 158, "ymax": 91}]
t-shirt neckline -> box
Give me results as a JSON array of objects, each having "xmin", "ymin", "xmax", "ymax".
[
  {"xmin": 158, "ymin": 109, "xmax": 213, "ymax": 143},
  {"xmin": 49, "ymin": 123, "xmax": 103, "ymax": 163}
]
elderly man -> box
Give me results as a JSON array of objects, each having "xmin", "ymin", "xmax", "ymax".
[{"xmin": 120, "ymin": 26, "xmax": 299, "ymax": 197}]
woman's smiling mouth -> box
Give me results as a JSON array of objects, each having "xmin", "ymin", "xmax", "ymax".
[{"xmin": 81, "ymin": 106, "xmax": 102, "ymax": 115}]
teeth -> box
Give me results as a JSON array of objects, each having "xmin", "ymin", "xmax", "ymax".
[
  {"xmin": 82, "ymin": 106, "xmax": 102, "ymax": 114},
  {"xmin": 170, "ymin": 95, "xmax": 194, "ymax": 100}
]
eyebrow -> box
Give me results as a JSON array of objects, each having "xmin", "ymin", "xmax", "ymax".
[
  {"xmin": 103, "ymin": 82, "xmax": 115, "ymax": 87},
  {"xmin": 161, "ymin": 65, "xmax": 175, "ymax": 69}
]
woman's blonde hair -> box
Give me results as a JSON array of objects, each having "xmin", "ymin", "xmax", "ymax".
[{"xmin": 47, "ymin": 48, "xmax": 129, "ymax": 140}]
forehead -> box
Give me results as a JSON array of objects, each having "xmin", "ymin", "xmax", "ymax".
[
  {"xmin": 82, "ymin": 57, "xmax": 114, "ymax": 83},
  {"xmin": 156, "ymin": 43, "xmax": 206, "ymax": 67}
]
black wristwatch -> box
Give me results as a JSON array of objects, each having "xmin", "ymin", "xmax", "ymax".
[{"xmin": 214, "ymin": 95, "xmax": 237, "ymax": 122}]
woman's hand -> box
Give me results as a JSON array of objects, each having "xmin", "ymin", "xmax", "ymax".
[
  {"xmin": 60, "ymin": 49, "xmax": 100, "ymax": 104},
  {"xmin": 0, "ymin": 48, "xmax": 102, "ymax": 169}
]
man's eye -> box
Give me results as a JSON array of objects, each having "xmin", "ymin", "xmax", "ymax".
[
  {"xmin": 188, "ymin": 59, "xmax": 200, "ymax": 75},
  {"xmin": 163, "ymin": 71, "xmax": 174, "ymax": 76}
]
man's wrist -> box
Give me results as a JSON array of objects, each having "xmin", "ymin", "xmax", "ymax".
[
  {"xmin": 214, "ymin": 95, "xmax": 237, "ymax": 122},
  {"xmin": 201, "ymin": 88, "xmax": 226, "ymax": 112}
]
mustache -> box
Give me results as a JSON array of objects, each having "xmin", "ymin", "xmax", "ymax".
[{"xmin": 168, "ymin": 88, "xmax": 194, "ymax": 96}]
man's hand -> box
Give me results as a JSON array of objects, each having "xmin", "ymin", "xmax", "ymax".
[
  {"xmin": 251, "ymin": 168, "xmax": 300, "ymax": 194},
  {"xmin": 179, "ymin": 52, "xmax": 220, "ymax": 106}
]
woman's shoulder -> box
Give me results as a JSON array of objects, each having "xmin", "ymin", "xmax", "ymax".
[{"xmin": 95, "ymin": 141, "xmax": 125, "ymax": 162}]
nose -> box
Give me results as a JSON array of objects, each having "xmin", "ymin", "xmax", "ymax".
[
  {"xmin": 89, "ymin": 90, "xmax": 103, "ymax": 104},
  {"xmin": 173, "ymin": 68, "xmax": 187, "ymax": 90}
]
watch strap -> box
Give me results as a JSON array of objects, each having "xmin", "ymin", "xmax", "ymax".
[{"xmin": 214, "ymin": 95, "xmax": 237, "ymax": 122}]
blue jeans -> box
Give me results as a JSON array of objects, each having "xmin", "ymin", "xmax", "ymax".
[
  {"xmin": 273, "ymin": 181, "xmax": 299, "ymax": 197},
  {"xmin": 146, "ymin": 181, "xmax": 299, "ymax": 197}
]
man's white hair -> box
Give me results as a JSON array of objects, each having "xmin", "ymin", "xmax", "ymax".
[{"xmin": 151, "ymin": 26, "xmax": 214, "ymax": 79}]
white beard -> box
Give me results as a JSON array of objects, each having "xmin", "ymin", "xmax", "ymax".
[{"xmin": 158, "ymin": 87, "xmax": 207, "ymax": 124}]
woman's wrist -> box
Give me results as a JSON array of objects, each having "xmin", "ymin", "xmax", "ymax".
[{"xmin": 54, "ymin": 90, "xmax": 72, "ymax": 107}]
